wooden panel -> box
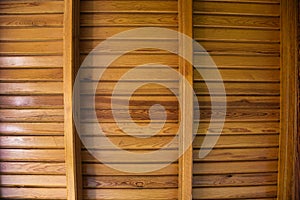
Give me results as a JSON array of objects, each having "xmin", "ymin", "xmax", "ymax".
[
  {"xmin": 0, "ymin": 82, "xmax": 63, "ymax": 94},
  {"xmin": 83, "ymin": 175, "xmax": 178, "ymax": 188},
  {"xmin": 83, "ymin": 189, "xmax": 178, "ymax": 199},
  {"xmin": 193, "ymin": 186, "xmax": 277, "ymax": 199},
  {"xmin": 0, "ymin": 1, "xmax": 64, "ymax": 14},
  {"xmin": 0, "ymin": 96, "xmax": 63, "ymax": 109},
  {"xmin": 80, "ymin": 13, "xmax": 178, "ymax": 26},
  {"xmin": 0, "ymin": 56, "xmax": 63, "ymax": 68},
  {"xmin": 0, "ymin": 136, "xmax": 65, "ymax": 148},
  {"xmin": 0, "ymin": 14, "xmax": 63, "ymax": 27},
  {"xmin": 81, "ymin": 1, "xmax": 178, "ymax": 13},
  {"xmin": 0, "ymin": 69, "xmax": 63, "ymax": 81},
  {"xmin": 0, "ymin": 28, "xmax": 63, "ymax": 41},
  {"xmin": 0, "ymin": 149, "xmax": 65, "ymax": 161},
  {"xmin": 0, "ymin": 175, "xmax": 66, "ymax": 187},
  {"xmin": 0, "ymin": 188, "xmax": 66, "ymax": 199}
]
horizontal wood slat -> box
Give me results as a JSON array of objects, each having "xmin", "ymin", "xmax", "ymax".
[
  {"xmin": 0, "ymin": 188, "xmax": 66, "ymax": 199},
  {"xmin": 0, "ymin": 42, "xmax": 63, "ymax": 55},
  {"xmin": 0, "ymin": 56, "xmax": 63, "ymax": 68},
  {"xmin": 0, "ymin": 14, "xmax": 63, "ymax": 27},
  {"xmin": 0, "ymin": 149, "xmax": 65, "ymax": 161},
  {"xmin": 0, "ymin": 28, "xmax": 63, "ymax": 41},
  {"xmin": 0, "ymin": 82, "xmax": 63, "ymax": 94},
  {"xmin": 0, "ymin": 96, "xmax": 63, "ymax": 109},
  {"xmin": 0, "ymin": 69, "xmax": 63, "ymax": 81}
]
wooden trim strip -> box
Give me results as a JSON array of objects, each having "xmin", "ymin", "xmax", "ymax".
[
  {"xmin": 278, "ymin": 0, "xmax": 298, "ymax": 199},
  {"xmin": 63, "ymin": 0, "xmax": 82, "ymax": 199},
  {"xmin": 178, "ymin": 0, "xmax": 193, "ymax": 199}
]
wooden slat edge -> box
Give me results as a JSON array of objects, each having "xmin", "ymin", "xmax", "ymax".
[
  {"xmin": 278, "ymin": 0, "xmax": 298, "ymax": 199},
  {"xmin": 63, "ymin": 0, "xmax": 82, "ymax": 199},
  {"xmin": 178, "ymin": 0, "xmax": 193, "ymax": 199}
]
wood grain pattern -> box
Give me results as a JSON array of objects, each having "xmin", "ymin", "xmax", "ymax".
[
  {"xmin": 0, "ymin": 69, "xmax": 63, "ymax": 81},
  {"xmin": 0, "ymin": 96, "xmax": 63, "ymax": 109},
  {"xmin": 0, "ymin": 149, "xmax": 65, "ymax": 161},
  {"xmin": 0, "ymin": 82, "xmax": 63, "ymax": 94},
  {"xmin": 0, "ymin": 56, "xmax": 63, "ymax": 68},
  {"xmin": 0, "ymin": 188, "xmax": 66, "ymax": 199},
  {"xmin": 0, "ymin": 14, "xmax": 63, "ymax": 27},
  {"xmin": 0, "ymin": 28, "xmax": 63, "ymax": 41},
  {"xmin": 0, "ymin": 136, "xmax": 64, "ymax": 148}
]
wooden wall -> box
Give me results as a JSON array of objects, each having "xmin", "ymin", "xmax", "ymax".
[
  {"xmin": 0, "ymin": 0, "xmax": 66, "ymax": 199},
  {"xmin": 192, "ymin": 0, "xmax": 280, "ymax": 199}
]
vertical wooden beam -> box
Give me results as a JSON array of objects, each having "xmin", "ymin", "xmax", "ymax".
[
  {"xmin": 178, "ymin": 0, "xmax": 193, "ymax": 199},
  {"xmin": 63, "ymin": 0, "xmax": 82, "ymax": 199},
  {"xmin": 279, "ymin": 0, "xmax": 298, "ymax": 199}
]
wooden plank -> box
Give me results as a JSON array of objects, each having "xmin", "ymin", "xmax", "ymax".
[
  {"xmin": 195, "ymin": 0, "xmax": 280, "ymax": 3},
  {"xmin": 0, "ymin": 56, "xmax": 63, "ymax": 68},
  {"xmin": 83, "ymin": 188, "xmax": 178, "ymax": 199},
  {"xmin": 0, "ymin": 109, "xmax": 64, "ymax": 122},
  {"xmin": 0, "ymin": 1, "xmax": 64, "ymax": 14},
  {"xmin": 197, "ymin": 122, "xmax": 280, "ymax": 135},
  {"xmin": 80, "ymin": 54, "xmax": 179, "ymax": 67},
  {"xmin": 80, "ymin": 122, "xmax": 178, "ymax": 137},
  {"xmin": 193, "ymin": 148, "xmax": 278, "ymax": 161},
  {"xmin": 193, "ymin": 1, "xmax": 280, "ymax": 16},
  {"xmin": 0, "ymin": 41, "xmax": 63, "ymax": 55},
  {"xmin": 194, "ymin": 55, "xmax": 280, "ymax": 67},
  {"xmin": 0, "ymin": 28, "xmax": 63, "ymax": 41},
  {"xmin": 0, "ymin": 14, "xmax": 63, "ymax": 27},
  {"xmin": 0, "ymin": 162, "xmax": 65, "ymax": 174},
  {"xmin": 195, "ymin": 41, "xmax": 279, "ymax": 55},
  {"xmin": 194, "ymin": 135, "xmax": 279, "ymax": 148},
  {"xmin": 197, "ymin": 96, "xmax": 280, "ymax": 108},
  {"xmin": 193, "ymin": 15, "xmax": 279, "ymax": 29},
  {"xmin": 193, "ymin": 186, "xmax": 277, "ymax": 199},
  {"xmin": 0, "ymin": 82, "xmax": 63, "ymax": 94},
  {"xmin": 193, "ymin": 161, "xmax": 278, "ymax": 174},
  {"xmin": 194, "ymin": 69, "xmax": 279, "ymax": 82},
  {"xmin": 0, "ymin": 188, "xmax": 66, "ymax": 199},
  {"xmin": 64, "ymin": 0, "xmax": 82, "ymax": 199},
  {"xmin": 0, "ymin": 149, "xmax": 65, "ymax": 161},
  {"xmin": 0, "ymin": 174, "xmax": 66, "ymax": 187},
  {"xmin": 178, "ymin": 0, "xmax": 194, "ymax": 199},
  {"xmin": 80, "ymin": 13, "xmax": 178, "ymax": 26},
  {"xmin": 81, "ymin": 136, "xmax": 178, "ymax": 150},
  {"xmin": 193, "ymin": 27, "xmax": 280, "ymax": 42},
  {"xmin": 194, "ymin": 82, "xmax": 280, "ymax": 95},
  {"xmin": 83, "ymin": 163, "xmax": 178, "ymax": 176},
  {"xmin": 0, "ymin": 136, "xmax": 65, "ymax": 148},
  {"xmin": 83, "ymin": 175, "xmax": 178, "ymax": 188},
  {"xmin": 0, "ymin": 96, "xmax": 63, "ymax": 109},
  {"xmin": 193, "ymin": 173, "xmax": 278, "ymax": 187},
  {"xmin": 278, "ymin": 0, "xmax": 298, "ymax": 199},
  {"xmin": 80, "ymin": 1, "xmax": 177, "ymax": 13},
  {"xmin": 0, "ymin": 69, "xmax": 63, "ymax": 81}
]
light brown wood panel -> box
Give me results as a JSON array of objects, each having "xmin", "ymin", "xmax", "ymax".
[
  {"xmin": 0, "ymin": 41, "xmax": 63, "ymax": 55},
  {"xmin": 0, "ymin": 28, "xmax": 63, "ymax": 41},
  {"xmin": 0, "ymin": 96, "xmax": 63, "ymax": 109},
  {"xmin": 80, "ymin": 54, "xmax": 179, "ymax": 67},
  {"xmin": 0, "ymin": 1, "xmax": 64, "ymax": 14},
  {"xmin": 83, "ymin": 188, "xmax": 178, "ymax": 199},
  {"xmin": 0, "ymin": 123, "xmax": 64, "ymax": 135},
  {"xmin": 80, "ymin": 0, "xmax": 177, "ymax": 13},
  {"xmin": 0, "ymin": 149, "xmax": 65, "ymax": 161},
  {"xmin": 193, "ymin": 28, "xmax": 280, "ymax": 42},
  {"xmin": 0, "ymin": 69, "xmax": 63, "ymax": 81},
  {"xmin": 197, "ymin": 0, "xmax": 279, "ymax": 2},
  {"xmin": 80, "ymin": 13, "xmax": 178, "ymax": 26},
  {"xmin": 193, "ymin": 1, "xmax": 279, "ymax": 16},
  {"xmin": 193, "ymin": 148, "xmax": 278, "ymax": 161},
  {"xmin": 81, "ymin": 136, "xmax": 178, "ymax": 150},
  {"xmin": 80, "ymin": 40, "xmax": 178, "ymax": 54},
  {"xmin": 197, "ymin": 96, "xmax": 280, "ymax": 108},
  {"xmin": 0, "ymin": 14, "xmax": 63, "ymax": 27},
  {"xmin": 83, "ymin": 175, "xmax": 178, "ymax": 188},
  {"xmin": 81, "ymin": 96, "xmax": 178, "ymax": 110},
  {"xmin": 0, "ymin": 188, "xmax": 66, "ymax": 199},
  {"xmin": 0, "ymin": 136, "xmax": 64, "ymax": 148},
  {"xmin": 82, "ymin": 82, "xmax": 178, "ymax": 96},
  {"xmin": 0, "ymin": 174, "xmax": 66, "ymax": 187},
  {"xmin": 196, "ymin": 41, "xmax": 279, "ymax": 55},
  {"xmin": 193, "ymin": 173, "xmax": 277, "ymax": 186},
  {"xmin": 194, "ymin": 54, "xmax": 280, "ymax": 67},
  {"xmin": 197, "ymin": 122, "xmax": 280, "ymax": 135},
  {"xmin": 83, "ymin": 163, "xmax": 178, "ymax": 176},
  {"xmin": 0, "ymin": 109, "xmax": 64, "ymax": 122},
  {"xmin": 194, "ymin": 69, "xmax": 279, "ymax": 82},
  {"xmin": 80, "ymin": 122, "xmax": 178, "ymax": 136},
  {"xmin": 194, "ymin": 82, "xmax": 279, "ymax": 95},
  {"xmin": 193, "ymin": 161, "xmax": 278, "ymax": 174},
  {"xmin": 0, "ymin": 56, "xmax": 63, "ymax": 68},
  {"xmin": 193, "ymin": 15, "xmax": 279, "ymax": 29},
  {"xmin": 198, "ymin": 108, "xmax": 279, "ymax": 122},
  {"xmin": 193, "ymin": 135, "xmax": 279, "ymax": 148},
  {"xmin": 80, "ymin": 27, "xmax": 178, "ymax": 40},
  {"xmin": 193, "ymin": 186, "xmax": 277, "ymax": 199},
  {"xmin": 81, "ymin": 149, "xmax": 178, "ymax": 163},
  {"xmin": 0, "ymin": 82, "xmax": 63, "ymax": 94},
  {"xmin": 0, "ymin": 162, "xmax": 66, "ymax": 175}
]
